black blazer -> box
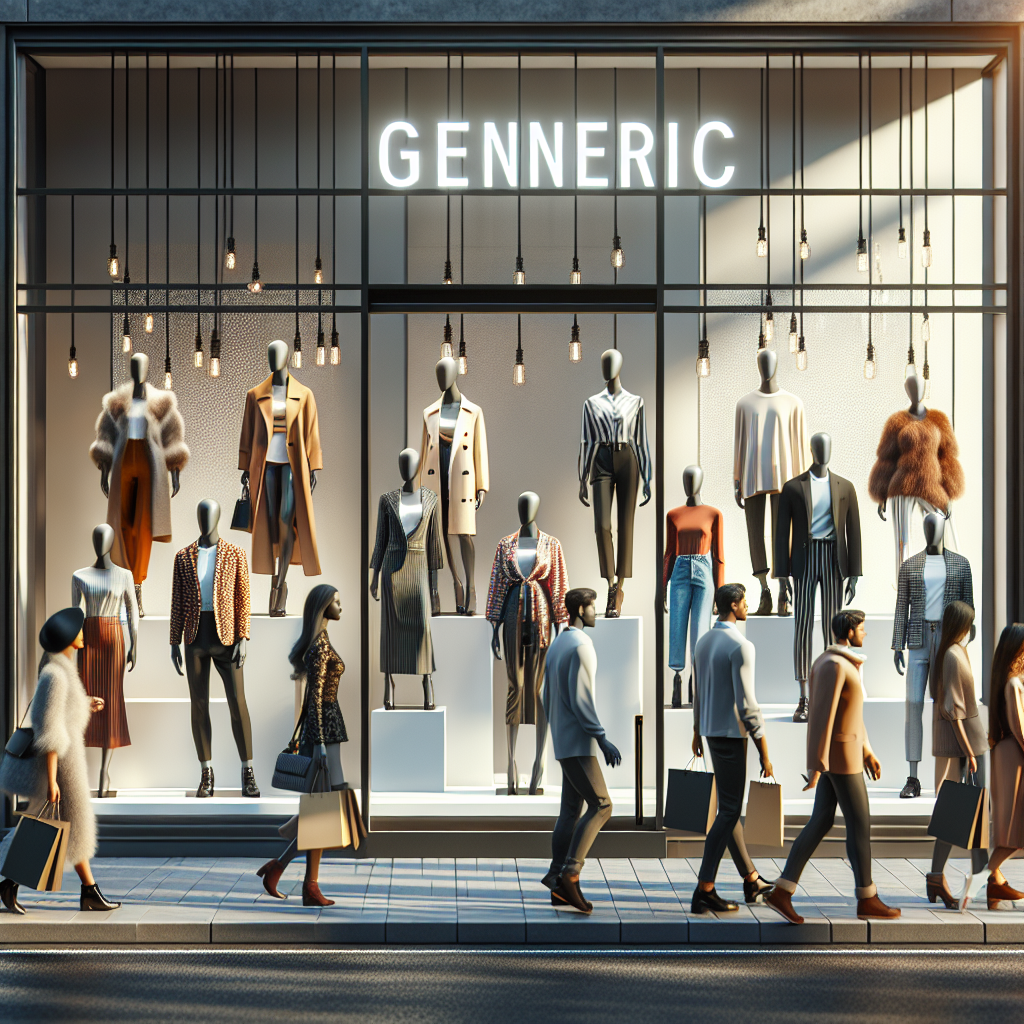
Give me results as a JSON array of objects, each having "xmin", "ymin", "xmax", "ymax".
[{"xmin": 773, "ymin": 470, "xmax": 863, "ymax": 580}]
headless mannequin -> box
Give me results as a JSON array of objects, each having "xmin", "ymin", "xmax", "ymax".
[
  {"xmin": 664, "ymin": 465, "xmax": 704, "ymax": 709},
  {"xmin": 491, "ymin": 491, "xmax": 550, "ymax": 795},
  {"xmin": 241, "ymin": 341, "xmax": 318, "ymax": 617},
  {"xmin": 434, "ymin": 358, "xmax": 485, "ymax": 614},
  {"xmin": 370, "ymin": 448, "xmax": 437, "ymax": 710},
  {"xmin": 99, "ymin": 353, "xmax": 180, "ymax": 615}
]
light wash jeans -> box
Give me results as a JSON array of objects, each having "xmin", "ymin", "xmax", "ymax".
[{"xmin": 668, "ymin": 554, "xmax": 715, "ymax": 672}]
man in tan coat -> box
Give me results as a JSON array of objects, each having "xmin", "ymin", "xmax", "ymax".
[{"xmin": 765, "ymin": 609, "xmax": 901, "ymax": 923}]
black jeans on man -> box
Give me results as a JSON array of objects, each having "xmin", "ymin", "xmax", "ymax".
[
  {"xmin": 549, "ymin": 755, "xmax": 613, "ymax": 875},
  {"xmin": 697, "ymin": 736, "xmax": 757, "ymax": 884}
]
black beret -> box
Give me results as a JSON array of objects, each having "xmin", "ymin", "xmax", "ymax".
[{"xmin": 39, "ymin": 607, "xmax": 86, "ymax": 654}]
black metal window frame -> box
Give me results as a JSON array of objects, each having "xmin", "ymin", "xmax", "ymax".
[{"xmin": 3, "ymin": 23, "xmax": 1019, "ymax": 835}]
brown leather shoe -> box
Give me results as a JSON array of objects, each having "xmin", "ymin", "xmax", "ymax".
[
  {"xmin": 753, "ymin": 589, "xmax": 773, "ymax": 615},
  {"xmin": 764, "ymin": 887, "xmax": 804, "ymax": 924},
  {"xmin": 926, "ymin": 872, "xmax": 958, "ymax": 910},
  {"xmin": 987, "ymin": 878, "xmax": 1024, "ymax": 909},
  {"xmin": 256, "ymin": 859, "xmax": 287, "ymax": 899},
  {"xmin": 857, "ymin": 895, "xmax": 900, "ymax": 919},
  {"xmin": 777, "ymin": 591, "xmax": 790, "ymax": 616},
  {"xmin": 302, "ymin": 881, "xmax": 335, "ymax": 907},
  {"xmin": 553, "ymin": 874, "xmax": 593, "ymax": 914}
]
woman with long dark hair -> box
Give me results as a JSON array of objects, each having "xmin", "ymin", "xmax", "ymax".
[
  {"xmin": 925, "ymin": 600, "xmax": 988, "ymax": 907},
  {"xmin": 256, "ymin": 585, "xmax": 364, "ymax": 905}
]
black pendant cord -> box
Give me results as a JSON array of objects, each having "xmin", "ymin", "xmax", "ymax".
[
  {"xmin": 573, "ymin": 52, "xmax": 578, "ymax": 272},
  {"xmin": 460, "ymin": 54, "xmax": 466, "ymax": 370},
  {"xmin": 868, "ymin": 53, "xmax": 874, "ymax": 363},
  {"xmin": 124, "ymin": 51, "xmax": 130, "ymax": 321},
  {"xmin": 214, "ymin": 53, "xmax": 220, "ymax": 335},
  {"xmin": 254, "ymin": 65, "xmax": 260, "ymax": 278},
  {"xmin": 196, "ymin": 65, "xmax": 202, "ymax": 345},
  {"xmin": 791, "ymin": 55, "xmax": 796, "ymax": 313},
  {"xmin": 951, "ymin": 65, "xmax": 956, "ymax": 425},
  {"xmin": 165, "ymin": 52, "xmax": 170, "ymax": 377},
  {"xmin": 698, "ymin": 66, "xmax": 705, "ymax": 342},
  {"xmin": 295, "ymin": 52, "xmax": 300, "ymax": 344},
  {"xmin": 909, "ymin": 50, "xmax": 914, "ymax": 311},
  {"xmin": 445, "ymin": 52, "xmax": 451, "ymax": 280},
  {"xmin": 758, "ymin": 61, "xmax": 765, "ymax": 237},
  {"xmin": 858, "ymin": 53, "xmax": 864, "ymax": 249},
  {"xmin": 230, "ymin": 55, "xmax": 234, "ymax": 246},
  {"xmin": 799, "ymin": 52, "xmax": 806, "ymax": 246},
  {"xmin": 765, "ymin": 52, "xmax": 770, "ymax": 307},
  {"xmin": 517, "ymin": 52, "xmax": 522, "ymax": 270},
  {"xmin": 110, "ymin": 51, "xmax": 115, "ymax": 272},
  {"xmin": 898, "ymin": 66, "xmax": 904, "ymax": 239},
  {"xmin": 70, "ymin": 192, "xmax": 76, "ymax": 373},
  {"xmin": 145, "ymin": 53, "xmax": 150, "ymax": 320},
  {"xmin": 924, "ymin": 53, "xmax": 929, "ymax": 241},
  {"xmin": 332, "ymin": 52, "xmax": 338, "ymax": 349},
  {"xmin": 613, "ymin": 65, "xmax": 618, "ymax": 287},
  {"xmin": 316, "ymin": 51, "xmax": 322, "ymax": 340}
]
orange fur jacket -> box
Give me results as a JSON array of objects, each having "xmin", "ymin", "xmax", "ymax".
[{"xmin": 867, "ymin": 408, "xmax": 965, "ymax": 509}]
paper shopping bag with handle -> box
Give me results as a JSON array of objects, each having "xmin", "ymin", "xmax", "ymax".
[
  {"xmin": 664, "ymin": 757, "xmax": 717, "ymax": 835},
  {"xmin": 744, "ymin": 778, "xmax": 785, "ymax": 848},
  {"xmin": 929, "ymin": 777, "xmax": 988, "ymax": 850},
  {"xmin": 1, "ymin": 803, "xmax": 70, "ymax": 891}
]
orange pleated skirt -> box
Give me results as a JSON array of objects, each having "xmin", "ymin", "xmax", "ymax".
[{"xmin": 79, "ymin": 616, "xmax": 131, "ymax": 749}]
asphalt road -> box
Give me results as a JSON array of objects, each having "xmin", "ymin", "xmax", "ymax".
[{"xmin": 0, "ymin": 948, "xmax": 1019, "ymax": 1022}]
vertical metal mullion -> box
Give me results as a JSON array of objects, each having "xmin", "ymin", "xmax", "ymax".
[
  {"xmin": 654, "ymin": 46, "xmax": 665, "ymax": 833},
  {"xmin": 360, "ymin": 45, "xmax": 371, "ymax": 831},
  {"xmin": 1009, "ymin": 31, "xmax": 1023, "ymax": 625}
]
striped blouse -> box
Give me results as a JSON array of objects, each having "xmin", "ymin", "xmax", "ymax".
[
  {"xmin": 578, "ymin": 389, "xmax": 652, "ymax": 496},
  {"xmin": 72, "ymin": 564, "xmax": 139, "ymax": 649}
]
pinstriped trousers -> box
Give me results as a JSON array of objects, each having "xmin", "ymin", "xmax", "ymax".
[{"xmin": 793, "ymin": 538, "xmax": 844, "ymax": 682}]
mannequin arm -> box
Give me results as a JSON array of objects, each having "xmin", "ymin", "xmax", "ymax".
[
  {"xmin": 969, "ymin": 624, "xmax": 977, "ymax": 644},
  {"xmin": 733, "ymin": 480, "xmax": 745, "ymax": 510},
  {"xmin": 639, "ymin": 483, "xmax": 651, "ymax": 508},
  {"xmin": 127, "ymin": 641, "xmax": 137, "ymax": 672},
  {"xmin": 475, "ymin": 489, "xmax": 486, "ymax": 511},
  {"xmin": 876, "ymin": 500, "xmax": 887, "ymax": 522},
  {"xmin": 171, "ymin": 469, "xmax": 181, "ymax": 497},
  {"xmin": 171, "ymin": 644, "xmax": 184, "ymax": 677},
  {"xmin": 578, "ymin": 477, "xmax": 590, "ymax": 508},
  {"xmin": 893, "ymin": 650, "xmax": 905, "ymax": 676},
  {"xmin": 241, "ymin": 470, "xmax": 249, "ymax": 487},
  {"xmin": 232, "ymin": 638, "xmax": 247, "ymax": 669},
  {"xmin": 430, "ymin": 568, "xmax": 440, "ymax": 616},
  {"xmin": 370, "ymin": 568, "xmax": 380, "ymax": 601},
  {"xmin": 310, "ymin": 469, "xmax": 318, "ymax": 493},
  {"xmin": 490, "ymin": 622, "xmax": 503, "ymax": 661},
  {"xmin": 100, "ymin": 466, "xmax": 110, "ymax": 498},
  {"xmin": 844, "ymin": 576, "xmax": 859, "ymax": 604}
]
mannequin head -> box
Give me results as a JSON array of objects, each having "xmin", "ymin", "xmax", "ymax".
[
  {"xmin": 810, "ymin": 432, "xmax": 832, "ymax": 467},
  {"xmin": 398, "ymin": 447, "xmax": 420, "ymax": 483},
  {"xmin": 130, "ymin": 352, "xmax": 149, "ymax": 385},
  {"xmin": 682, "ymin": 465, "xmax": 704, "ymax": 498},
  {"xmin": 601, "ymin": 349, "xmax": 623, "ymax": 382},
  {"xmin": 923, "ymin": 511, "xmax": 946, "ymax": 550},
  {"xmin": 905, "ymin": 371, "xmax": 926, "ymax": 406},
  {"xmin": 197, "ymin": 499, "xmax": 221, "ymax": 537},
  {"xmin": 435, "ymin": 357, "xmax": 458, "ymax": 392},
  {"xmin": 518, "ymin": 490, "xmax": 540, "ymax": 526},
  {"xmin": 91, "ymin": 523, "xmax": 114, "ymax": 558},
  {"xmin": 756, "ymin": 348, "xmax": 777, "ymax": 385},
  {"xmin": 268, "ymin": 340, "xmax": 289, "ymax": 373}
]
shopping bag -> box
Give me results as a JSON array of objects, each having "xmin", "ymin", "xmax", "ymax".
[
  {"xmin": 298, "ymin": 790, "xmax": 349, "ymax": 851},
  {"xmin": 664, "ymin": 758, "xmax": 717, "ymax": 835},
  {"xmin": 928, "ymin": 777, "xmax": 989, "ymax": 850},
  {"xmin": 1, "ymin": 803, "xmax": 70, "ymax": 891},
  {"xmin": 744, "ymin": 778, "xmax": 784, "ymax": 848}
]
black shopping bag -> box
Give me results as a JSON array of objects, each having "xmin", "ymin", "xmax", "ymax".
[
  {"xmin": 928, "ymin": 777, "xmax": 989, "ymax": 850},
  {"xmin": 1, "ymin": 804, "xmax": 70, "ymax": 891},
  {"xmin": 664, "ymin": 758, "xmax": 717, "ymax": 835}
]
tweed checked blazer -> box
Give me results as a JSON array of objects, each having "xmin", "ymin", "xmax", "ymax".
[
  {"xmin": 892, "ymin": 548, "xmax": 974, "ymax": 652},
  {"xmin": 170, "ymin": 539, "xmax": 252, "ymax": 647}
]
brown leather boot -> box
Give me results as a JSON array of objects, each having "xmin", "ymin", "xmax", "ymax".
[
  {"xmin": 987, "ymin": 878, "xmax": 1024, "ymax": 909},
  {"xmin": 256, "ymin": 859, "xmax": 287, "ymax": 899},
  {"xmin": 857, "ymin": 894, "xmax": 901, "ymax": 919},
  {"xmin": 926, "ymin": 872, "xmax": 958, "ymax": 910},
  {"xmin": 302, "ymin": 881, "xmax": 335, "ymax": 907},
  {"xmin": 764, "ymin": 887, "xmax": 804, "ymax": 924}
]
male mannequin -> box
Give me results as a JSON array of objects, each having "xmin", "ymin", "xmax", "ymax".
[
  {"xmin": 663, "ymin": 465, "xmax": 724, "ymax": 709},
  {"xmin": 578, "ymin": 350, "xmax": 652, "ymax": 618},
  {"xmin": 540, "ymin": 588, "xmax": 621, "ymax": 915},
  {"xmin": 171, "ymin": 499, "xmax": 257, "ymax": 799},
  {"xmin": 417, "ymin": 357, "xmax": 489, "ymax": 614},
  {"xmin": 486, "ymin": 491, "xmax": 569, "ymax": 795},
  {"xmin": 774, "ymin": 432, "xmax": 862, "ymax": 723},
  {"xmin": 892, "ymin": 511, "xmax": 974, "ymax": 799},
  {"xmin": 72, "ymin": 524, "xmax": 139, "ymax": 797},
  {"xmin": 869, "ymin": 371, "xmax": 964, "ymax": 582},
  {"xmin": 734, "ymin": 349, "xmax": 808, "ymax": 616},
  {"xmin": 238, "ymin": 340, "xmax": 322, "ymax": 616},
  {"xmin": 370, "ymin": 448, "xmax": 443, "ymax": 710}
]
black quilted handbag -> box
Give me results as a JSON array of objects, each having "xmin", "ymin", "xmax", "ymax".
[
  {"xmin": 272, "ymin": 686, "xmax": 314, "ymax": 793},
  {"xmin": 230, "ymin": 478, "xmax": 252, "ymax": 532}
]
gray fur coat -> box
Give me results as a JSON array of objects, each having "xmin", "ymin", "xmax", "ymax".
[{"xmin": 0, "ymin": 652, "xmax": 97, "ymax": 865}]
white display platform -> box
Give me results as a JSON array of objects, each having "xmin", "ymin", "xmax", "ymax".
[{"xmin": 371, "ymin": 707, "xmax": 446, "ymax": 792}]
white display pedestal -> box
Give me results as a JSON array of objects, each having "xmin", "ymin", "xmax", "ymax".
[{"xmin": 371, "ymin": 707, "xmax": 447, "ymax": 792}]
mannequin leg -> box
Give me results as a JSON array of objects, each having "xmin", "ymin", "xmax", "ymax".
[
  {"xmin": 422, "ymin": 674, "xmax": 435, "ymax": 709},
  {"xmin": 667, "ymin": 558, "xmax": 693, "ymax": 676},
  {"xmin": 904, "ymin": 645, "xmax": 929, "ymax": 788},
  {"xmin": 272, "ymin": 467, "xmax": 297, "ymax": 615},
  {"xmin": 614, "ymin": 448, "xmax": 640, "ymax": 583},
  {"xmin": 590, "ymin": 449, "xmax": 616, "ymax": 594},
  {"xmin": 528, "ymin": 645, "xmax": 550, "ymax": 794},
  {"xmin": 506, "ymin": 723, "xmax": 519, "ymax": 794},
  {"xmin": 211, "ymin": 640, "xmax": 254, "ymax": 762},
  {"xmin": 183, "ymin": 645, "xmax": 214, "ymax": 762},
  {"xmin": 820, "ymin": 541, "xmax": 843, "ymax": 651},
  {"xmin": 457, "ymin": 536, "xmax": 477, "ymax": 615},
  {"xmin": 442, "ymin": 531, "xmax": 466, "ymax": 612},
  {"xmin": 264, "ymin": 465, "xmax": 282, "ymax": 611},
  {"xmin": 383, "ymin": 673, "xmax": 394, "ymax": 709},
  {"xmin": 744, "ymin": 494, "xmax": 772, "ymax": 614},
  {"xmin": 98, "ymin": 747, "xmax": 113, "ymax": 798}
]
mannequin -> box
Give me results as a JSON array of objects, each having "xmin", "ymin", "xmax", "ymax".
[
  {"xmin": 370, "ymin": 447, "xmax": 443, "ymax": 710},
  {"xmin": 892, "ymin": 511, "xmax": 975, "ymax": 798},
  {"xmin": 663, "ymin": 466, "xmax": 724, "ymax": 709},
  {"xmin": 869, "ymin": 372, "xmax": 964, "ymax": 582},
  {"xmin": 734, "ymin": 348, "xmax": 808, "ymax": 616},
  {"xmin": 486, "ymin": 491, "xmax": 569, "ymax": 795},
  {"xmin": 72, "ymin": 524, "xmax": 139, "ymax": 797},
  {"xmin": 238, "ymin": 340, "xmax": 321, "ymax": 617},
  {"xmin": 417, "ymin": 358, "xmax": 489, "ymax": 615},
  {"xmin": 578, "ymin": 350, "xmax": 652, "ymax": 618},
  {"xmin": 774, "ymin": 432, "xmax": 862, "ymax": 722},
  {"xmin": 171, "ymin": 499, "xmax": 258, "ymax": 798}
]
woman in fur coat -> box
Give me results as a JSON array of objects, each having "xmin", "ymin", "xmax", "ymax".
[{"xmin": 0, "ymin": 608, "xmax": 121, "ymax": 914}]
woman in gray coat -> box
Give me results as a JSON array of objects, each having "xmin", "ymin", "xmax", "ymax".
[{"xmin": 0, "ymin": 608, "xmax": 121, "ymax": 914}]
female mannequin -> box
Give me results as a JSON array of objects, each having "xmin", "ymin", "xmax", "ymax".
[
  {"xmin": 238, "ymin": 340, "xmax": 323, "ymax": 616},
  {"xmin": 72, "ymin": 524, "xmax": 138, "ymax": 797},
  {"xmin": 486, "ymin": 492, "xmax": 569, "ymax": 795},
  {"xmin": 370, "ymin": 448, "xmax": 444, "ymax": 710},
  {"xmin": 578, "ymin": 350, "xmax": 651, "ymax": 618}
]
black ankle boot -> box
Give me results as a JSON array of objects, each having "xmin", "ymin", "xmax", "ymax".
[
  {"xmin": 691, "ymin": 886, "xmax": 739, "ymax": 914},
  {"xmin": 241, "ymin": 766, "xmax": 260, "ymax": 798},
  {"xmin": 196, "ymin": 766, "xmax": 214, "ymax": 798},
  {"xmin": 80, "ymin": 883, "xmax": 121, "ymax": 912},
  {"xmin": 671, "ymin": 672, "xmax": 683, "ymax": 708},
  {"xmin": 0, "ymin": 877, "xmax": 25, "ymax": 915}
]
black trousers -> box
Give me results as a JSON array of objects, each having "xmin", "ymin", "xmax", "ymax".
[
  {"xmin": 184, "ymin": 611, "xmax": 253, "ymax": 762},
  {"xmin": 781, "ymin": 771, "xmax": 873, "ymax": 891},
  {"xmin": 550, "ymin": 755, "xmax": 613, "ymax": 874},
  {"xmin": 591, "ymin": 443, "xmax": 640, "ymax": 580},
  {"xmin": 698, "ymin": 736, "xmax": 756, "ymax": 884},
  {"xmin": 743, "ymin": 492, "xmax": 779, "ymax": 578}
]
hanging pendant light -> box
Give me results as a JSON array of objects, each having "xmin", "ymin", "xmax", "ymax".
[
  {"xmin": 164, "ymin": 353, "xmax": 173, "ymax": 389},
  {"xmin": 68, "ymin": 319, "xmax": 78, "ymax": 379},
  {"xmin": 922, "ymin": 54, "xmax": 933, "ymax": 271},
  {"xmin": 330, "ymin": 317, "xmax": 340, "ymax": 365},
  {"xmin": 610, "ymin": 235, "xmax": 625, "ymax": 269},
  {"xmin": 763, "ymin": 293, "xmax": 775, "ymax": 342},
  {"xmin": 441, "ymin": 314, "xmax": 454, "ymax": 359},
  {"xmin": 108, "ymin": 243, "xmax": 120, "ymax": 279},
  {"xmin": 513, "ymin": 314, "xmax": 525, "ymax": 386},
  {"xmin": 329, "ymin": 57, "xmax": 340, "ymax": 369},
  {"xmin": 696, "ymin": 326, "xmax": 711, "ymax": 378},
  {"xmin": 921, "ymin": 228, "xmax": 933, "ymax": 268},
  {"xmin": 225, "ymin": 237, "xmax": 236, "ymax": 271},
  {"xmin": 314, "ymin": 255, "xmax": 323, "ymax": 286},
  {"xmin": 797, "ymin": 55, "xmax": 809, "ymax": 260},
  {"xmin": 316, "ymin": 324, "xmax": 326, "ymax": 366},
  {"xmin": 248, "ymin": 261, "xmax": 262, "ymax": 293},
  {"xmin": 314, "ymin": 53, "xmax": 324, "ymax": 287},
  {"xmin": 857, "ymin": 235, "xmax": 868, "ymax": 273},
  {"xmin": 121, "ymin": 311, "xmax": 132, "ymax": 354},
  {"xmin": 513, "ymin": 253, "xmax": 525, "ymax": 285},
  {"xmin": 897, "ymin": 226, "xmax": 907, "ymax": 259},
  {"xmin": 796, "ymin": 334, "xmax": 808, "ymax": 371},
  {"xmin": 921, "ymin": 311, "xmax": 931, "ymax": 342},
  {"xmin": 788, "ymin": 313, "xmax": 798, "ymax": 353},
  {"xmin": 756, "ymin": 225, "xmax": 767, "ymax": 258},
  {"xmin": 107, "ymin": 53, "xmax": 119, "ymax": 279},
  {"xmin": 864, "ymin": 338, "xmax": 876, "ymax": 380},
  {"xmin": 757, "ymin": 328, "xmax": 767, "ymax": 350},
  {"xmin": 193, "ymin": 322, "xmax": 204, "ymax": 368},
  {"xmin": 458, "ymin": 314, "xmax": 468, "ymax": 374},
  {"xmin": 145, "ymin": 312, "xmax": 154, "ymax": 333},
  {"xmin": 799, "ymin": 229, "xmax": 810, "ymax": 261},
  {"xmin": 209, "ymin": 325, "xmax": 222, "ymax": 378},
  {"xmin": 571, "ymin": 256, "xmax": 581, "ymax": 285},
  {"xmin": 569, "ymin": 314, "xmax": 582, "ymax": 364},
  {"xmin": 292, "ymin": 322, "xmax": 302, "ymax": 368},
  {"xmin": 922, "ymin": 350, "xmax": 931, "ymax": 398},
  {"xmin": 897, "ymin": 63, "xmax": 907, "ymax": 258}
]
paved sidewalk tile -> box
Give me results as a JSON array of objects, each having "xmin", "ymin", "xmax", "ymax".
[
  {"xmin": 618, "ymin": 910, "xmax": 688, "ymax": 943},
  {"xmin": 968, "ymin": 910, "xmax": 1024, "ymax": 943},
  {"xmin": 315, "ymin": 904, "xmax": 387, "ymax": 943},
  {"xmin": 750, "ymin": 904, "xmax": 831, "ymax": 943},
  {"xmin": 868, "ymin": 907, "xmax": 985, "ymax": 943},
  {"xmin": 137, "ymin": 905, "xmax": 216, "ymax": 943},
  {"xmin": 687, "ymin": 905, "xmax": 760, "ymax": 944},
  {"xmin": 212, "ymin": 905, "xmax": 320, "ymax": 942}
]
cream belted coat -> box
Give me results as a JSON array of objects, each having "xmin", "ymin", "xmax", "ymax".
[
  {"xmin": 417, "ymin": 395, "xmax": 489, "ymax": 536},
  {"xmin": 237, "ymin": 374, "xmax": 323, "ymax": 576}
]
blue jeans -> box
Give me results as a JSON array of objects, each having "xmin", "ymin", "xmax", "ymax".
[{"xmin": 668, "ymin": 554, "xmax": 715, "ymax": 672}]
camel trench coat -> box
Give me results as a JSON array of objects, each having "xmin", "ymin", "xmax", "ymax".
[
  {"xmin": 237, "ymin": 374, "xmax": 323, "ymax": 576},
  {"xmin": 417, "ymin": 395, "xmax": 489, "ymax": 536}
]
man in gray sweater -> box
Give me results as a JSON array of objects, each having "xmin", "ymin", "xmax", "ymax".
[{"xmin": 541, "ymin": 587, "xmax": 622, "ymax": 914}]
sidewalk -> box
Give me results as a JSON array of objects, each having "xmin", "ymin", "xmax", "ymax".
[{"xmin": 1, "ymin": 856, "xmax": 1022, "ymax": 945}]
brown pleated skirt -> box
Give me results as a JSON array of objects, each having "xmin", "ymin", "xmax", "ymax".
[{"xmin": 79, "ymin": 615, "xmax": 131, "ymax": 749}]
